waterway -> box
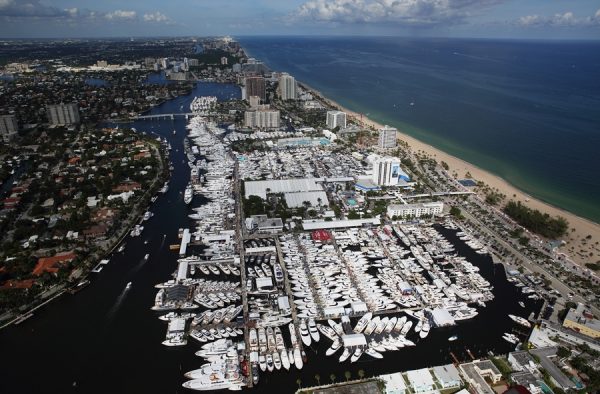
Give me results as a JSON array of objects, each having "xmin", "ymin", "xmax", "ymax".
[{"xmin": 0, "ymin": 81, "xmax": 540, "ymax": 394}]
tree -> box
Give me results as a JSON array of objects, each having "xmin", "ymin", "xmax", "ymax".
[
  {"xmin": 358, "ymin": 369, "xmax": 365, "ymax": 380},
  {"xmin": 344, "ymin": 371, "xmax": 351, "ymax": 381},
  {"xmin": 314, "ymin": 374, "xmax": 321, "ymax": 386},
  {"xmin": 330, "ymin": 374, "xmax": 336, "ymax": 384},
  {"xmin": 296, "ymin": 378, "xmax": 302, "ymax": 389}
]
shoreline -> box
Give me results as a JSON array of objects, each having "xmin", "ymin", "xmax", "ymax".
[{"xmin": 299, "ymin": 81, "xmax": 600, "ymax": 270}]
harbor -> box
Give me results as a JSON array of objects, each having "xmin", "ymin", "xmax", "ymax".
[
  {"xmin": 0, "ymin": 83, "xmax": 543, "ymax": 394},
  {"xmin": 149, "ymin": 98, "xmax": 544, "ymax": 391}
]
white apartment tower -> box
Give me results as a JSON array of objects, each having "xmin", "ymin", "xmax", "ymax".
[
  {"xmin": 0, "ymin": 115, "xmax": 18, "ymax": 142},
  {"xmin": 244, "ymin": 109, "xmax": 280, "ymax": 130},
  {"xmin": 46, "ymin": 103, "xmax": 80, "ymax": 126},
  {"xmin": 326, "ymin": 110, "xmax": 346, "ymax": 129},
  {"xmin": 378, "ymin": 125, "xmax": 397, "ymax": 149},
  {"xmin": 278, "ymin": 73, "xmax": 297, "ymax": 100}
]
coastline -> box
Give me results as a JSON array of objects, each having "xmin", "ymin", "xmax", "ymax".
[{"xmin": 300, "ymin": 82, "xmax": 600, "ymax": 269}]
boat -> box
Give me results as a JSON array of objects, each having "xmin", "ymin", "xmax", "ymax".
[
  {"xmin": 273, "ymin": 351, "xmax": 282, "ymax": 370},
  {"xmin": 293, "ymin": 348, "xmax": 303, "ymax": 369},
  {"xmin": 364, "ymin": 316, "xmax": 380, "ymax": 336},
  {"xmin": 350, "ymin": 347, "xmax": 364, "ymax": 363},
  {"xmin": 502, "ymin": 333, "xmax": 519, "ymax": 344},
  {"xmin": 508, "ymin": 314, "xmax": 531, "ymax": 328},
  {"xmin": 518, "ymin": 301, "xmax": 525, "ymax": 308},
  {"xmin": 258, "ymin": 355, "xmax": 266, "ymax": 372},
  {"xmin": 338, "ymin": 348, "xmax": 351, "ymax": 362},
  {"xmin": 280, "ymin": 349, "xmax": 291, "ymax": 370},
  {"xmin": 117, "ymin": 244, "xmax": 126, "ymax": 253},
  {"xmin": 267, "ymin": 353, "xmax": 275, "ymax": 372},
  {"xmin": 126, "ymin": 282, "xmax": 132, "ymax": 289},
  {"xmin": 448, "ymin": 335, "xmax": 458, "ymax": 341},
  {"xmin": 365, "ymin": 347, "xmax": 383, "ymax": 359},
  {"xmin": 172, "ymin": 129, "xmax": 176, "ymax": 135},
  {"xmin": 419, "ymin": 321, "xmax": 430, "ymax": 339},
  {"xmin": 184, "ymin": 184, "xmax": 193, "ymax": 205},
  {"xmin": 299, "ymin": 320, "xmax": 311, "ymax": 347},
  {"xmin": 144, "ymin": 254, "xmax": 149, "ymax": 260},
  {"xmin": 326, "ymin": 340, "xmax": 342, "ymax": 356},
  {"xmin": 353, "ymin": 312, "xmax": 372, "ymax": 333},
  {"xmin": 308, "ymin": 319, "xmax": 320, "ymax": 342}
]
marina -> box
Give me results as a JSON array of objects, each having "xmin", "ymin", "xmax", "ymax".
[{"xmin": 0, "ymin": 83, "xmax": 543, "ymax": 394}]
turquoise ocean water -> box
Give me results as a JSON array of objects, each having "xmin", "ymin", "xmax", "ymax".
[{"xmin": 239, "ymin": 36, "xmax": 600, "ymax": 223}]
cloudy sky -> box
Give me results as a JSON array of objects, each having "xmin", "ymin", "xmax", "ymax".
[{"xmin": 1, "ymin": 0, "xmax": 599, "ymax": 39}]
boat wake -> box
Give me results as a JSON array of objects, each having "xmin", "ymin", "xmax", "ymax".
[{"xmin": 105, "ymin": 285, "xmax": 130, "ymax": 322}]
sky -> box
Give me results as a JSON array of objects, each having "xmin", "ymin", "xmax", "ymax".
[{"xmin": 0, "ymin": 0, "xmax": 599, "ymax": 39}]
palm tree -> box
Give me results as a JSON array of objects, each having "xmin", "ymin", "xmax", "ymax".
[
  {"xmin": 358, "ymin": 369, "xmax": 365, "ymax": 380},
  {"xmin": 344, "ymin": 371, "xmax": 351, "ymax": 381},
  {"xmin": 296, "ymin": 378, "xmax": 302, "ymax": 389},
  {"xmin": 329, "ymin": 374, "xmax": 336, "ymax": 384},
  {"xmin": 314, "ymin": 374, "xmax": 321, "ymax": 386}
]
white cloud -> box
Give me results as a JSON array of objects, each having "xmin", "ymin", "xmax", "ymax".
[
  {"xmin": 517, "ymin": 9, "xmax": 600, "ymax": 27},
  {"xmin": 292, "ymin": 0, "xmax": 504, "ymax": 26},
  {"xmin": 105, "ymin": 9, "xmax": 136, "ymax": 20},
  {"xmin": 143, "ymin": 11, "xmax": 170, "ymax": 23}
]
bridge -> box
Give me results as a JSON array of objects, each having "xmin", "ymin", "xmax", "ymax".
[{"xmin": 133, "ymin": 113, "xmax": 194, "ymax": 120}]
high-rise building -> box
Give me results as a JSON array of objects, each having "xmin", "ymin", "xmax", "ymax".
[
  {"xmin": 378, "ymin": 125, "xmax": 397, "ymax": 149},
  {"xmin": 46, "ymin": 103, "xmax": 80, "ymax": 126},
  {"xmin": 244, "ymin": 109, "xmax": 280, "ymax": 130},
  {"xmin": 372, "ymin": 156, "xmax": 410, "ymax": 186},
  {"xmin": 326, "ymin": 110, "xmax": 346, "ymax": 129},
  {"xmin": 278, "ymin": 73, "xmax": 297, "ymax": 100},
  {"xmin": 0, "ymin": 115, "xmax": 18, "ymax": 142},
  {"xmin": 248, "ymin": 96, "xmax": 261, "ymax": 109},
  {"xmin": 244, "ymin": 76, "xmax": 266, "ymax": 101}
]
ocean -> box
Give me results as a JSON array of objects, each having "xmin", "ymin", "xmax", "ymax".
[{"xmin": 238, "ymin": 36, "xmax": 600, "ymax": 224}]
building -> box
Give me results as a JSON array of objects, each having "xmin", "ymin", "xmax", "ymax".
[
  {"xmin": 220, "ymin": 56, "xmax": 228, "ymax": 65},
  {"xmin": 372, "ymin": 156, "xmax": 410, "ymax": 186},
  {"xmin": 431, "ymin": 364, "xmax": 463, "ymax": 389},
  {"xmin": 248, "ymin": 95, "xmax": 261, "ymax": 109},
  {"xmin": 46, "ymin": 103, "xmax": 80, "ymax": 125},
  {"xmin": 380, "ymin": 373, "xmax": 408, "ymax": 394},
  {"xmin": 387, "ymin": 202, "xmax": 444, "ymax": 218},
  {"xmin": 326, "ymin": 110, "xmax": 347, "ymax": 129},
  {"xmin": 508, "ymin": 351, "xmax": 538, "ymax": 374},
  {"xmin": 459, "ymin": 360, "xmax": 502, "ymax": 394},
  {"xmin": 278, "ymin": 73, "xmax": 297, "ymax": 100},
  {"xmin": 0, "ymin": 114, "xmax": 18, "ymax": 142},
  {"xmin": 244, "ymin": 109, "xmax": 280, "ymax": 130},
  {"xmin": 562, "ymin": 303, "xmax": 600, "ymax": 339},
  {"xmin": 378, "ymin": 125, "xmax": 397, "ymax": 149},
  {"xmin": 243, "ymin": 76, "xmax": 266, "ymax": 101},
  {"xmin": 406, "ymin": 368, "xmax": 436, "ymax": 393},
  {"xmin": 246, "ymin": 215, "xmax": 284, "ymax": 234}
]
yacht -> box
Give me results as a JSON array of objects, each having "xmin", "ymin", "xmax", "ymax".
[
  {"xmin": 293, "ymin": 348, "xmax": 303, "ymax": 369},
  {"xmin": 448, "ymin": 335, "xmax": 458, "ymax": 341},
  {"xmin": 365, "ymin": 347, "xmax": 383, "ymax": 359},
  {"xmin": 126, "ymin": 282, "xmax": 132, "ymax": 289},
  {"xmin": 299, "ymin": 321, "xmax": 311, "ymax": 347},
  {"xmin": 184, "ymin": 184, "xmax": 193, "ymax": 205},
  {"xmin": 326, "ymin": 340, "xmax": 342, "ymax": 356},
  {"xmin": 353, "ymin": 312, "xmax": 372, "ymax": 334},
  {"xmin": 338, "ymin": 348, "xmax": 351, "ymax": 362},
  {"xmin": 308, "ymin": 319, "xmax": 320, "ymax": 342},
  {"xmin": 502, "ymin": 333, "xmax": 520, "ymax": 344},
  {"xmin": 419, "ymin": 321, "xmax": 430, "ymax": 339},
  {"xmin": 508, "ymin": 314, "xmax": 531, "ymax": 328},
  {"xmin": 350, "ymin": 347, "xmax": 364, "ymax": 363}
]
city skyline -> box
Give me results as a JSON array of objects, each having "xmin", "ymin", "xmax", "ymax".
[{"xmin": 1, "ymin": 0, "xmax": 599, "ymax": 39}]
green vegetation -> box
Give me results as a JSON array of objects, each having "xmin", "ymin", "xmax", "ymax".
[
  {"xmin": 570, "ymin": 356, "xmax": 600, "ymax": 392},
  {"xmin": 441, "ymin": 161, "xmax": 449, "ymax": 171},
  {"xmin": 450, "ymin": 206, "xmax": 463, "ymax": 219},
  {"xmin": 556, "ymin": 346, "xmax": 571, "ymax": 358},
  {"xmin": 503, "ymin": 201, "xmax": 569, "ymax": 239},
  {"xmin": 585, "ymin": 262, "xmax": 600, "ymax": 271},
  {"xmin": 243, "ymin": 195, "xmax": 266, "ymax": 217},
  {"xmin": 491, "ymin": 356, "xmax": 512, "ymax": 378}
]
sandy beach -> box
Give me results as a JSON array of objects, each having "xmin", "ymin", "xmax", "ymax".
[{"xmin": 304, "ymin": 84, "xmax": 600, "ymax": 270}]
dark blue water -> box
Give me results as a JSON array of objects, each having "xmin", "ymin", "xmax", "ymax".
[
  {"xmin": 85, "ymin": 78, "xmax": 109, "ymax": 87},
  {"xmin": 0, "ymin": 79, "xmax": 539, "ymax": 394},
  {"xmin": 239, "ymin": 36, "xmax": 600, "ymax": 223}
]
